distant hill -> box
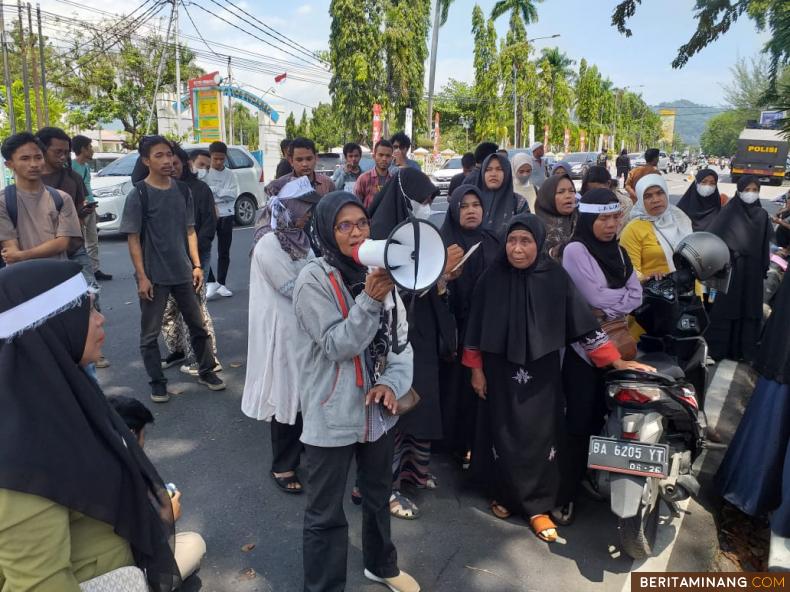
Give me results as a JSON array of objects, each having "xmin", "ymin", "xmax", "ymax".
[{"xmin": 651, "ymin": 100, "xmax": 727, "ymax": 147}]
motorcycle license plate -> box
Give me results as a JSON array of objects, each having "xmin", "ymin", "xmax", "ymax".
[{"xmin": 587, "ymin": 436, "xmax": 670, "ymax": 478}]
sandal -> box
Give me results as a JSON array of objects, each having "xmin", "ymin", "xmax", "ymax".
[
  {"xmin": 350, "ymin": 486, "xmax": 362, "ymax": 506},
  {"xmin": 416, "ymin": 473, "xmax": 439, "ymax": 490},
  {"xmin": 551, "ymin": 502, "xmax": 575, "ymax": 526},
  {"xmin": 389, "ymin": 490, "xmax": 420, "ymax": 520},
  {"xmin": 530, "ymin": 514, "xmax": 558, "ymax": 543},
  {"xmin": 490, "ymin": 500, "xmax": 511, "ymax": 520},
  {"xmin": 271, "ymin": 471, "xmax": 303, "ymax": 494}
]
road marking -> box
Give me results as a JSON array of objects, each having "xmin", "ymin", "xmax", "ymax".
[{"xmin": 619, "ymin": 361, "xmax": 734, "ymax": 591}]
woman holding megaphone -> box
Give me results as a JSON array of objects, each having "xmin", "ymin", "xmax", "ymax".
[
  {"xmin": 293, "ymin": 191, "xmax": 420, "ymax": 592},
  {"xmin": 369, "ymin": 168, "xmax": 464, "ymax": 520}
]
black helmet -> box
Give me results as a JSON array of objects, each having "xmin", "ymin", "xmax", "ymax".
[{"xmin": 673, "ymin": 232, "xmax": 732, "ymax": 294}]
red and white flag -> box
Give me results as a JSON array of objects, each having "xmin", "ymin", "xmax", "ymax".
[{"xmin": 274, "ymin": 72, "xmax": 287, "ymax": 84}]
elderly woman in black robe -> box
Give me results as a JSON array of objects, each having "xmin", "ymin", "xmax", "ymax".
[
  {"xmin": 369, "ymin": 168, "xmax": 463, "ymax": 519},
  {"xmin": 438, "ymin": 184, "xmax": 500, "ymax": 466},
  {"xmin": 706, "ymin": 175, "xmax": 774, "ymax": 361},
  {"xmin": 462, "ymin": 214, "xmax": 652, "ymax": 542}
]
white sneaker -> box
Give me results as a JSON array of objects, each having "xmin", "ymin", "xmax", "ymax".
[
  {"xmin": 206, "ymin": 282, "xmax": 220, "ymax": 300},
  {"xmin": 364, "ymin": 569, "xmax": 420, "ymax": 592},
  {"xmin": 216, "ymin": 285, "xmax": 233, "ymax": 297}
]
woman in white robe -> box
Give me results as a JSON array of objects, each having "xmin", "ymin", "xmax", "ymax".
[{"xmin": 242, "ymin": 177, "xmax": 321, "ymax": 494}]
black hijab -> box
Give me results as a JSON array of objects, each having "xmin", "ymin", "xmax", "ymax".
[
  {"xmin": 754, "ymin": 272, "xmax": 790, "ymax": 384},
  {"xmin": 0, "ymin": 260, "xmax": 179, "ymax": 592},
  {"xmin": 474, "ymin": 153, "xmax": 521, "ymax": 231},
  {"xmin": 570, "ymin": 188, "xmax": 634, "ymax": 289},
  {"xmin": 369, "ymin": 167, "xmax": 438, "ymax": 239},
  {"xmin": 464, "ymin": 214, "xmax": 599, "ymax": 365},
  {"xmin": 677, "ymin": 168, "xmax": 722, "ymax": 231},
  {"xmin": 312, "ymin": 190, "xmax": 368, "ymax": 296},
  {"xmin": 440, "ymin": 184, "xmax": 501, "ymax": 324},
  {"xmin": 709, "ymin": 175, "xmax": 773, "ymax": 272}
]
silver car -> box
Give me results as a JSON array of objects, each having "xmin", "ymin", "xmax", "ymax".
[{"xmin": 429, "ymin": 157, "xmax": 464, "ymax": 194}]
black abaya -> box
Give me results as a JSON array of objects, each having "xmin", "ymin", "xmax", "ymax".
[
  {"xmin": 707, "ymin": 181, "xmax": 773, "ymax": 361},
  {"xmin": 465, "ymin": 214, "xmax": 604, "ymax": 518}
]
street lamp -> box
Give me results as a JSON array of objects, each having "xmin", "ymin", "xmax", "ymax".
[{"xmin": 513, "ymin": 34, "xmax": 560, "ymax": 147}]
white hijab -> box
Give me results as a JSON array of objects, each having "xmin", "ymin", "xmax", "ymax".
[
  {"xmin": 631, "ymin": 174, "xmax": 693, "ymax": 271},
  {"xmin": 510, "ymin": 152, "xmax": 537, "ymax": 211}
]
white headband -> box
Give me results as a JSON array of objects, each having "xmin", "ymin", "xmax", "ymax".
[
  {"xmin": 578, "ymin": 202, "xmax": 622, "ymax": 214},
  {"xmin": 0, "ymin": 272, "xmax": 89, "ymax": 340}
]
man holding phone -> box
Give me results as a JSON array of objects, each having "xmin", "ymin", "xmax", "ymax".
[{"xmin": 72, "ymin": 134, "xmax": 112, "ymax": 281}]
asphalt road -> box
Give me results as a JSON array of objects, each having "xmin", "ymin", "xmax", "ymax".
[{"xmin": 93, "ymin": 172, "xmax": 778, "ymax": 592}]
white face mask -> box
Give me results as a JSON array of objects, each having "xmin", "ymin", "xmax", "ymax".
[
  {"xmin": 409, "ymin": 199, "xmax": 432, "ymax": 220},
  {"xmin": 516, "ymin": 174, "xmax": 531, "ymax": 185},
  {"xmin": 740, "ymin": 191, "xmax": 760, "ymax": 204},
  {"xmin": 696, "ymin": 183, "xmax": 716, "ymax": 197},
  {"xmin": 195, "ymin": 168, "xmax": 208, "ymax": 180}
]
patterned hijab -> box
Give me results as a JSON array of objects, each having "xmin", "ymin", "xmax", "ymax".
[{"xmin": 252, "ymin": 176, "xmax": 321, "ymax": 260}]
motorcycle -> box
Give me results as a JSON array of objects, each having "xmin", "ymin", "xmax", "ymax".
[{"xmin": 588, "ymin": 232, "xmax": 732, "ymax": 560}]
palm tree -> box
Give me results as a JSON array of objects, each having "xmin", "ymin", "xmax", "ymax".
[
  {"xmin": 426, "ymin": 0, "xmax": 455, "ymax": 131},
  {"xmin": 490, "ymin": 0, "xmax": 541, "ymax": 26},
  {"xmin": 539, "ymin": 47, "xmax": 575, "ymax": 120}
]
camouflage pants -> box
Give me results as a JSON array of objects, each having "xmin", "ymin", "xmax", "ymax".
[{"xmin": 161, "ymin": 282, "xmax": 218, "ymax": 363}]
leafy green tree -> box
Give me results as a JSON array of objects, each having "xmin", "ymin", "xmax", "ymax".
[
  {"xmin": 700, "ymin": 110, "xmax": 753, "ymax": 156},
  {"xmin": 296, "ymin": 109, "xmax": 310, "ymax": 138},
  {"xmin": 328, "ymin": 0, "xmax": 384, "ymax": 141},
  {"xmin": 433, "ymin": 79, "xmax": 477, "ymax": 150},
  {"xmin": 285, "ymin": 112, "xmax": 297, "ymax": 139},
  {"xmin": 55, "ymin": 21, "xmax": 201, "ymax": 147},
  {"xmin": 225, "ymin": 103, "xmax": 259, "ymax": 148},
  {"xmin": 490, "ymin": 0, "xmax": 542, "ymax": 25},
  {"xmin": 310, "ymin": 102, "xmax": 345, "ymax": 150},
  {"xmin": 723, "ymin": 55, "xmax": 775, "ymax": 111},
  {"xmin": 0, "ymin": 80, "xmax": 66, "ymax": 137},
  {"xmin": 471, "ymin": 5, "xmax": 500, "ymax": 142},
  {"xmin": 383, "ymin": 0, "xmax": 431, "ymax": 131}
]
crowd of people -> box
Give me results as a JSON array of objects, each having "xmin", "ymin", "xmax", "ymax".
[{"xmin": 1, "ymin": 125, "xmax": 789, "ymax": 592}]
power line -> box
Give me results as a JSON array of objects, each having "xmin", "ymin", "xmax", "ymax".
[
  {"xmin": 219, "ymin": 0, "xmax": 328, "ymax": 66},
  {"xmin": 191, "ymin": 0, "xmax": 328, "ymax": 71},
  {"xmin": 178, "ymin": 0, "xmax": 222, "ymax": 60}
]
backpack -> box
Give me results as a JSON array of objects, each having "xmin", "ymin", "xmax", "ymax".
[
  {"xmin": 3, "ymin": 184, "xmax": 65, "ymax": 228},
  {"xmin": 134, "ymin": 180, "xmax": 191, "ymax": 242}
]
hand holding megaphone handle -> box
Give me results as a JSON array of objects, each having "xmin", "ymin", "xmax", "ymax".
[{"xmin": 367, "ymin": 266, "xmax": 395, "ymax": 311}]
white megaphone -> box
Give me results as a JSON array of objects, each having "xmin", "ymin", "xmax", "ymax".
[{"xmin": 352, "ymin": 218, "xmax": 447, "ymax": 310}]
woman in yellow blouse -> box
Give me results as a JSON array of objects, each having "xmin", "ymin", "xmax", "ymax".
[
  {"xmin": 620, "ymin": 174, "xmax": 693, "ymax": 282},
  {"xmin": 0, "ymin": 261, "xmax": 180, "ymax": 591}
]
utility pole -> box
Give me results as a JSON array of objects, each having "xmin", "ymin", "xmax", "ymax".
[
  {"xmin": 145, "ymin": 1, "xmax": 175, "ymax": 134},
  {"xmin": 36, "ymin": 4, "xmax": 47, "ymax": 125},
  {"xmin": 173, "ymin": 0, "xmax": 181, "ymax": 137},
  {"xmin": 227, "ymin": 56, "xmax": 233, "ymax": 144},
  {"xmin": 425, "ymin": 0, "xmax": 441, "ymax": 134},
  {"xmin": 26, "ymin": 3, "xmax": 41, "ymax": 128},
  {"xmin": 17, "ymin": 0, "xmax": 31, "ymax": 132},
  {"xmin": 513, "ymin": 63, "xmax": 518, "ymax": 148},
  {"xmin": 0, "ymin": 1, "xmax": 16, "ymax": 134}
]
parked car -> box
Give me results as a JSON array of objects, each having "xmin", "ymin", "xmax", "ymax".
[
  {"xmin": 628, "ymin": 152, "xmax": 646, "ymax": 168},
  {"xmin": 91, "ymin": 144, "xmax": 264, "ymax": 232},
  {"xmin": 563, "ymin": 151, "xmax": 598, "ymax": 179},
  {"xmin": 316, "ymin": 152, "xmax": 341, "ymax": 177},
  {"xmin": 429, "ymin": 157, "xmax": 464, "ymax": 194},
  {"xmin": 86, "ymin": 152, "xmax": 123, "ymax": 176}
]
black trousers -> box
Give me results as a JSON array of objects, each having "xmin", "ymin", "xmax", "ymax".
[
  {"xmin": 303, "ymin": 431, "xmax": 399, "ymax": 592},
  {"xmin": 271, "ymin": 414, "xmax": 304, "ymax": 473},
  {"xmin": 139, "ymin": 282, "xmax": 213, "ymax": 393},
  {"xmin": 208, "ymin": 216, "xmax": 234, "ymax": 286}
]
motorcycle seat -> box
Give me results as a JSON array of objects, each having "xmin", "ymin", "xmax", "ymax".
[{"xmin": 636, "ymin": 352, "xmax": 685, "ymax": 380}]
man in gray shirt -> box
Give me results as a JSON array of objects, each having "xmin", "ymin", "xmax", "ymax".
[{"xmin": 120, "ymin": 136, "xmax": 225, "ymax": 402}]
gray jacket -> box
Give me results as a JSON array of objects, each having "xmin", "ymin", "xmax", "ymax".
[{"xmin": 293, "ymin": 258, "xmax": 413, "ymax": 447}]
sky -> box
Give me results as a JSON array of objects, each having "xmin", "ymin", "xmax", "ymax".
[{"xmin": 39, "ymin": 0, "xmax": 769, "ymax": 121}]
